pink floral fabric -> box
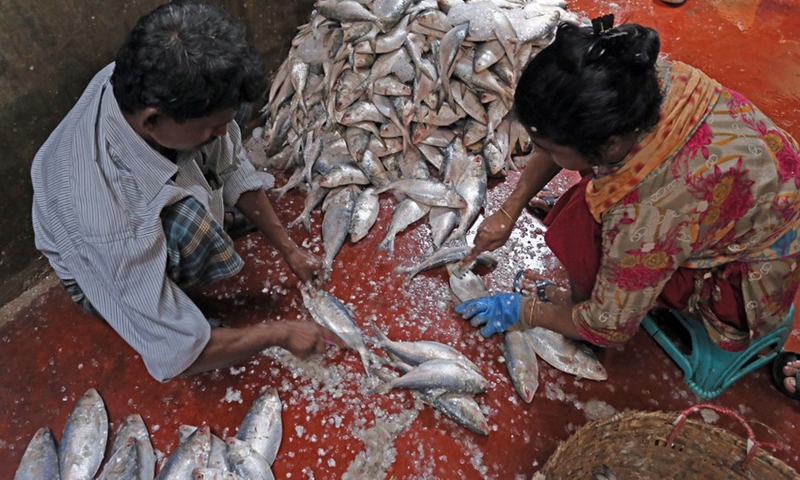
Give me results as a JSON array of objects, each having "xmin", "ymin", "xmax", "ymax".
[{"xmin": 573, "ymin": 69, "xmax": 800, "ymax": 349}]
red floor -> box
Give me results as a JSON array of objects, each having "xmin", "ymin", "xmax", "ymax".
[{"xmin": 2, "ymin": 0, "xmax": 799, "ymax": 478}]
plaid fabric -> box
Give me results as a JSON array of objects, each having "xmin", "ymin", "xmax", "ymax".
[
  {"xmin": 60, "ymin": 278, "xmax": 103, "ymax": 317},
  {"xmin": 62, "ymin": 196, "xmax": 243, "ymax": 314},
  {"xmin": 161, "ymin": 196, "xmax": 244, "ymax": 291}
]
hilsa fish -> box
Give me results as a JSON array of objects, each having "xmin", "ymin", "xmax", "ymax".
[
  {"xmin": 157, "ymin": 426, "xmax": 211, "ymax": 480},
  {"xmin": 527, "ymin": 327, "xmax": 608, "ymax": 381},
  {"xmin": 224, "ymin": 438, "xmax": 275, "ymax": 480},
  {"xmin": 236, "ymin": 388, "xmax": 283, "ymax": 466},
  {"xmin": 13, "ymin": 427, "xmax": 59, "ymax": 480},
  {"xmin": 300, "ymin": 286, "xmax": 374, "ymax": 376},
  {"xmin": 370, "ymin": 322, "xmax": 481, "ymax": 373},
  {"xmin": 371, "ymin": 358, "xmax": 487, "ymax": 396},
  {"xmin": 59, "ymin": 388, "xmax": 109, "ymax": 480},
  {"xmin": 502, "ymin": 330, "xmax": 540, "ymax": 403},
  {"xmin": 110, "ymin": 413, "xmax": 155, "ymax": 480}
]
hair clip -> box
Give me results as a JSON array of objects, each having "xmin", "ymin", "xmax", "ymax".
[{"xmin": 591, "ymin": 14, "xmax": 615, "ymax": 36}]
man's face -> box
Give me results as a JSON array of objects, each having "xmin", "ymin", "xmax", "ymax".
[{"xmin": 148, "ymin": 108, "xmax": 237, "ymax": 152}]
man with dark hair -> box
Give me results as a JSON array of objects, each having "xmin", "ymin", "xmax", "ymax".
[{"xmin": 31, "ymin": 1, "xmax": 341, "ymax": 382}]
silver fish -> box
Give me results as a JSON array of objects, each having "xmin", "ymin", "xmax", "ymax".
[
  {"xmin": 446, "ymin": 263, "xmax": 489, "ymax": 302},
  {"xmin": 502, "ymin": 330, "xmax": 540, "ymax": 403},
  {"xmin": 374, "ymin": 178, "xmax": 466, "ymax": 208},
  {"xmin": 350, "ymin": 187, "xmax": 381, "ymax": 242},
  {"xmin": 473, "ymin": 39, "xmax": 505, "ymax": 73},
  {"xmin": 373, "ymin": 75, "xmax": 412, "ymax": 96},
  {"xmin": 371, "ymin": 322, "xmax": 481, "ymax": 373},
  {"xmin": 193, "ymin": 469, "xmax": 244, "ymax": 480},
  {"xmin": 224, "ymin": 438, "xmax": 275, "ymax": 480},
  {"xmin": 177, "ymin": 426, "xmax": 227, "ymax": 471},
  {"xmin": 372, "ymin": 14, "xmax": 412, "ymax": 54},
  {"xmin": 373, "ymin": 365, "xmax": 489, "ymax": 435},
  {"xmin": 110, "ymin": 414, "xmax": 155, "ymax": 480},
  {"xmin": 318, "ymin": 163, "xmax": 371, "ymax": 188},
  {"xmin": 372, "ymin": 358, "xmax": 487, "ymax": 396},
  {"xmin": 397, "ymin": 244, "xmax": 472, "ymax": 283},
  {"xmin": 157, "ymin": 426, "xmax": 211, "ymax": 480},
  {"xmin": 377, "ymin": 198, "xmax": 431, "ymax": 256},
  {"xmin": 429, "ymin": 207, "xmax": 459, "ymax": 250},
  {"xmin": 59, "ymin": 388, "xmax": 108, "ymax": 480},
  {"xmin": 435, "ymin": 22, "xmax": 470, "ymax": 106},
  {"xmin": 97, "ymin": 437, "xmax": 139, "ymax": 480},
  {"xmin": 449, "ymin": 153, "xmax": 487, "ymax": 241},
  {"xmin": 289, "ymin": 179, "xmax": 328, "ymax": 232},
  {"xmin": 373, "ymin": 0, "xmax": 413, "ymax": 23},
  {"xmin": 315, "ymin": 0, "xmax": 383, "ymax": 26},
  {"xmin": 236, "ymin": 388, "xmax": 283, "ymax": 465},
  {"xmin": 527, "ymin": 327, "xmax": 608, "ymax": 381},
  {"xmin": 321, "ymin": 185, "xmax": 357, "ymax": 272},
  {"xmin": 427, "ymin": 392, "xmax": 490, "ymax": 436},
  {"xmin": 300, "ymin": 287, "xmax": 373, "ymax": 375},
  {"xmin": 13, "ymin": 427, "xmax": 59, "ymax": 480}
]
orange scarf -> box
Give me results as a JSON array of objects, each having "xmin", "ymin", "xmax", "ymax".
[{"xmin": 585, "ymin": 61, "xmax": 721, "ymax": 221}]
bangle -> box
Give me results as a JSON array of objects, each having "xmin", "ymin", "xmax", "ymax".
[
  {"xmin": 497, "ymin": 206, "xmax": 515, "ymax": 223},
  {"xmin": 523, "ymin": 295, "xmax": 538, "ymax": 329}
]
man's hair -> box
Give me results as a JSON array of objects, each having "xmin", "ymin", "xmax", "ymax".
[
  {"xmin": 112, "ymin": 0, "xmax": 266, "ymax": 121},
  {"xmin": 514, "ymin": 21, "xmax": 663, "ymax": 162}
]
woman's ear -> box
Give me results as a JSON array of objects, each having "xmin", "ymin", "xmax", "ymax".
[{"xmin": 601, "ymin": 133, "xmax": 637, "ymax": 164}]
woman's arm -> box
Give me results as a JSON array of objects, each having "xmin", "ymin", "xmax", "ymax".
[{"xmin": 461, "ymin": 149, "xmax": 561, "ymax": 265}]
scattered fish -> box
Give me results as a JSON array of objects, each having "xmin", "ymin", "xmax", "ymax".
[
  {"xmin": 59, "ymin": 388, "xmax": 109, "ymax": 480},
  {"xmin": 224, "ymin": 438, "xmax": 275, "ymax": 480},
  {"xmin": 13, "ymin": 427, "xmax": 60, "ymax": 480},
  {"xmin": 300, "ymin": 286, "xmax": 374, "ymax": 375},
  {"xmin": 157, "ymin": 426, "xmax": 211, "ymax": 480},
  {"xmin": 97, "ymin": 437, "xmax": 140, "ymax": 480},
  {"xmin": 371, "ymin": 358, "xmax": 488, "ymax": 396},
  {"xmin": 370, "ymin": 322, "xmax": 481, "ymax": 373},
  {"xmin": 236, "ymin": 389, "xmax": 283, "ymax": 466},
  {"xmin": 110, "ymin": 414, "xmax": 155, "ymax": 480},
  {"xmin": 502, "ymin": 330, "xmax": 540, "ymax": 403},
  {"xmin": 527, "ymin": 327, "xmax": 608, "ymax": 381},
  {"xmin": 446, "ymin": 263, "xmax": 489, "ymax": 302}
]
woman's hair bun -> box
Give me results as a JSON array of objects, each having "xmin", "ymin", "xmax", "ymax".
[{"xmin": 589, "ymin": 23, "xmax": 660, "ymax": 71}]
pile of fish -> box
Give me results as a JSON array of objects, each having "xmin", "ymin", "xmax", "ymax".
[
  {"xmin": 13, "ymin": 388, "xmax": 283, "ymax": 480},
  {"xmin": 258, "ymin": 0, "xmax": 582, "ymax": 274}
]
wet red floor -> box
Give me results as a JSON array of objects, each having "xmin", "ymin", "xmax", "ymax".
[{"xmin": 2, "ymin": 0, "xmax": 799, "ymax": 478}]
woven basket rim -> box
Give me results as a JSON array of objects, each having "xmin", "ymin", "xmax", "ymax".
[{"xmin": 540, "ymin": 409, "xmax": 799, "ymax": 479}]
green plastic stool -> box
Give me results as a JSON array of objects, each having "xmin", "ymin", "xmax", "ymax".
[{"xmin": 641, "ymin": 306, "xmax": 795, "ymax": 399}]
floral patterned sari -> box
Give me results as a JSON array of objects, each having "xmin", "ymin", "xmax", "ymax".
[{"xmin": 544, "ymin": 60, "xmax": 800, "ymax": 351}]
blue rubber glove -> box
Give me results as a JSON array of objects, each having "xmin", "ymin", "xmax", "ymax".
[{"xmin": 455, "ymin": 293, "xmax": 523, "ymax": 338}]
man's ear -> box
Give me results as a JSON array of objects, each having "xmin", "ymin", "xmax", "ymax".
[{"xmin": 140, "ymin": 107, "xmax": 161, "ymax": 132}]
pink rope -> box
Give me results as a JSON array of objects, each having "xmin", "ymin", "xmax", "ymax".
[{"xmin": 666, "ymin": 403, "xmax": 784, "ymax": 472}]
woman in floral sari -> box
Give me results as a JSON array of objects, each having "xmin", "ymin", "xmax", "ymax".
[{"xmin": 456, "ymin": 17, "xmax": 800, "ymax": 398}]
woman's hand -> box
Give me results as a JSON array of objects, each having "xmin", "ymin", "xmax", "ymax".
[
  {"xmin": 285, "ymin": 246, "xmax": 323, "ymax": 284},
  {"xmin": 460, "ymin": 209, "xmax": 516, "ymax": 267}
]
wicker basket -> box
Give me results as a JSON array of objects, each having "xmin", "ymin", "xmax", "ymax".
[{"xmin": 539, "ymin": 405, "xmax": 799, "ymax": 479}]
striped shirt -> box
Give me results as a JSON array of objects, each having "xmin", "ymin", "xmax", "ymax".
[{"xmin": 31, "ymin": 64, "xmax": 263, "ymax": 381}]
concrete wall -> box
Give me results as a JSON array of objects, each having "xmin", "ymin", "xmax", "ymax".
[{"xmin": 0, "ymin": 0, "xmax": 314, "ymax": 305}]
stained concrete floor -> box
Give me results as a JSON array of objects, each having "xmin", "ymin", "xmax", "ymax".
[{"xmin": 2, "ymin": 0, "xmax": 799, "ymax": 478}]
